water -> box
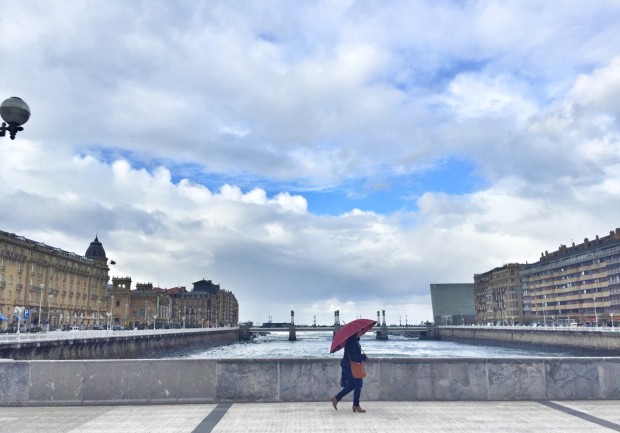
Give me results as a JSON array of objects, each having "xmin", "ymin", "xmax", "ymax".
[{"xmin": 180, "ymin": 330, "xmax": 589, "ymax": 359}]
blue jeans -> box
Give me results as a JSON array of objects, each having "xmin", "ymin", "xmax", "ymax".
[{"xmin": 335, "ymin": 377, "xmax": 363, "ymax": 406}]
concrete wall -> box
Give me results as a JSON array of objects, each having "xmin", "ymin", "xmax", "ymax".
[
  {"xmin": 438, "ymin": 326, "xmax": 620, "ymax": 352},
  {"xmin": 0, "ymin": 329, "xmax": 238, "ymax": 360},
  {"xmin": 2, "ymin": 357, "xmax": 620, "ymax": 406}
]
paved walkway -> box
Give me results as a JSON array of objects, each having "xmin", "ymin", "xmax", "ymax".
[{"xmin": 2, "ymin": 401, "xmax": 620, "ymax": 432}]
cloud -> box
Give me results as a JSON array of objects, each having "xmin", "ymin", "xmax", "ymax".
[{"xmin": 2, "ymin": 1, "xmax": 620, "ymax": 326}]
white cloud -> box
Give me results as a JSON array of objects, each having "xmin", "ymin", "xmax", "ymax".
[
  {"xmin": 2, "ymin": 1, "xmax": 620, "ymax": 326},
  {"xmin": 442, "ymin": 73, "xmax": 538, "ymax": 122}
]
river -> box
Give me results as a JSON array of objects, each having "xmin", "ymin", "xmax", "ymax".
[{"xmin": 175, "ymin": 330, "xmax": 591, "ymax": 359}]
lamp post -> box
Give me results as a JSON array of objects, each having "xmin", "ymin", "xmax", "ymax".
[
  {"xmin": 124, "ymin": 303, "xmax": 128, "ymax": 327},
  {"xmin": 46, "ymin": 295, "xmax": 53, "ymax": 331},
  {"xmin": 38, "ymin": 289, "xmax": 43, "ymax": 327},
  {"xmin": 110, "ymin": 295, "xmax": 115, "ymax": 329},
  {"xmin": 15, "ymin": 306, "xmax": 23, "ymax": 335},
  {"xmin": 96, "ymin": 300, "xmax": 101, "ymax": 326},
  {"xmin": 0, "ymin": 97, "xmax": 30, "ymax": 140},
  {"xmin": 611, "ymin": 313, "xmax": 615, "ymax": 330},
  {"xmin": 594, "ymin": 296, "xmax": 598, "ymax": 327}
]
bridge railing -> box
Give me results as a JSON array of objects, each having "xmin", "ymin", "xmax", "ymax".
[
  {"xmin": 0, "ymin": 326, "xmax": 237, "ymax": 345},
  {"xmin": 439, "ymin": 324, "xmax": 620, "ymax": 332}
]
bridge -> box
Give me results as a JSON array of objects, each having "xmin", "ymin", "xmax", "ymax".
[
  {"xmin": 248, "ymin": 326, "xmax": 427, "ymax": 333},
  {"xmin": 247, "ymin": 325, "xmax": 431, "ymax": 342}
]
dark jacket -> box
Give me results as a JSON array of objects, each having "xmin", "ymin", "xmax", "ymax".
[{"xmin": 340, "ymin": 335, "xmax": 366, "ymax": 386}]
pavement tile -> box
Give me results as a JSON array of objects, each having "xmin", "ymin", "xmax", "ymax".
[{"xmin": 1, "ymin": 401, "xmax": 620, "ymax": 433}]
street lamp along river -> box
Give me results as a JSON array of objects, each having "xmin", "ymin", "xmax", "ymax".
[{"xmin": 0, "ymin": 97, "xmax": 30, "ymax": 139}]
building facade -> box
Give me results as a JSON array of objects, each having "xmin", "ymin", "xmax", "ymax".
[
  {"xmin": 521, "ymin": 229, "xmax": 620, "ymax": 325},
  {"xmin": 172, "ymin": 279, "xmax": 239, "ymax": 328},
  {"xmin": 0, "ymin": 230, "xmax": 240, "ymax": 331},
  {"xmin": 429, "ymin": 283, "xmax": 475, "ymax": 325},
  {"xmin": 0, "ymin": 231, "xmax": 110, "ymax": 330},
  {"xmin": 474, "ymin": 263, "xmax": 522, "ymax": 325},
  {"xmin": 107, "ymin": 279, "xmax": 172, "ymax": 329}
]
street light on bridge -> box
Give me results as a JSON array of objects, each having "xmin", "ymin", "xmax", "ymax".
[{"xmin": 0, "ymin": 97, "xmax": 30, "ymax": 140}]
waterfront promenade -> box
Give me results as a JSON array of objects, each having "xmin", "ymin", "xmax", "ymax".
[{"xmin": 3, "ymin": 400, "xmax": 620, "ymax": 432}]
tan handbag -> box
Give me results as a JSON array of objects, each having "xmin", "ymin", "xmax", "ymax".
[{"xmin": 349, "ymin": 356, "xmax": 366, "ymax": 379}]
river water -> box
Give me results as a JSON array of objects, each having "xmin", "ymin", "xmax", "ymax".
[{"xmin": 176, "ymin": 330, "xmax": 590, "ymax": 359}]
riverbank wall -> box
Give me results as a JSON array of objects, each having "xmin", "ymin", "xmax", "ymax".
[
  {"xmin": 437, "ymin": 326, "xmax": 620, "ymax": 352},
  {"xmin": 0, "ymin": 329, "xmax": 238, "ymax": 360},
  {"xmin": 2, "ymin": 357, "xmax": 619, "ymax": 406}
]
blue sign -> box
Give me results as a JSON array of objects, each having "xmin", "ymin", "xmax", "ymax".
[{"xmin": 24, "ymin": 309, "xmax": 30, "ymax": 318}]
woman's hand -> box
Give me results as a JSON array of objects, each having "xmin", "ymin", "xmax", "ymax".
[{"xmin": 362, "ymin": 354, "xmax": 368, "ymax": 361}]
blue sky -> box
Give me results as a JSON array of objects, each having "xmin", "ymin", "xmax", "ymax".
[{"xmin": 2, "ymin": 0, "xmax": 620, "ymax": 325}]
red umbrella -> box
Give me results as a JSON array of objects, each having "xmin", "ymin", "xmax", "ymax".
[{"xmin": 330, "ymin": 318, "xmax": 377, "ymax": 353}]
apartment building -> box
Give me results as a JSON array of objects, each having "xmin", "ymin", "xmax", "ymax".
[
  {"xmin": 172, "ymin": 279, "xmax": 239, "ymax": 327},
  {"xmin": 474, "ymin": 263, "xmax": 522, "ymax": 325},
  {"xmin": 521, "ymin": 229, "xmax": 620, "ymax": 325}
]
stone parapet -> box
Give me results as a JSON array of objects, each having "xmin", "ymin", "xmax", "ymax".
[
  {"xmin": 0, "ymin": 328, "xmax": 238, "ymax": 360},
  {"xmin": 1, "ymin": 357, "xmax": 619, "ymax": 406},
  {"xmin": 438, "ymin": 326, "xmax": 620, "ymax": 351}
]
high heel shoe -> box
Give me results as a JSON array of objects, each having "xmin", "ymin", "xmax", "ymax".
[
  {"xmin": 352, "ymin": 405, "xmax": 366, "ymax": 413},
  {"xmin": 331, "ymin": 396, "xmax": 338, "ymax": 410}
]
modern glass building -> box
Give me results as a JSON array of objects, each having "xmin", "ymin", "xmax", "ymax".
[{"xmin": 430, "ymin": 283, "xmax": 475, "ymax": 325}]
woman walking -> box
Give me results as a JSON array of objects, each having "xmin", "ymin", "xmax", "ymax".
[{"xmin": 331, "ymin": 330, "xmax": 368, "ymax": 412}]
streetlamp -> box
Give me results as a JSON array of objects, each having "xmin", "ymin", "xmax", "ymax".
[
  {"xmin": 15, "ymin": 306, "xmax": 24, "ymax": 335},
  {"xmin": 46, "ymin": 295, "xmax": 53, "ymax": 331},
  {"xmin": 96, "ymin": 300, "xmax": 101, "ymax": 326},
  {"xmin": 594, "ymin": 296, "xmax": 598, "ymax": 327},
  {"xmin": 110, "ymin": 295, "xmax": 115, "ymax": 329},
  {"xmin": 153, "ymin": 315, "xmax": 157, "ymax": 330},
  {"xmin": 124, "ymin": 303, "xmax": 128, "ymax": 327},
  {"xmin": 611, "ymin": 313, "xmax": 615, "ymax": 330},
  {"xmin": 0, "ymin": 97, "xmax": 30, "ymax": 140},
  {"xmin": 38, "ymin": 289, "xmax": 43, "ymax": 327}
]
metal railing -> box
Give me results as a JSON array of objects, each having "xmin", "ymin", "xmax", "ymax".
[
  {"xmin": 0, "ymin": 326, "xmax": 236, "ymax": 344},
  {"xmin": 439, "ymin": 324, "xmax": 620, "ymax": 332}
]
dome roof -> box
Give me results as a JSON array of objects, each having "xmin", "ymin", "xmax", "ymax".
[{"xmin": 85, "ymin": 236, "xmax": 107, "ymax": 259}]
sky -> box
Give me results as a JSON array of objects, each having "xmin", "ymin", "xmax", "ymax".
[{"xmin": 1, "ymin": 1, "xmax": 620, "ymax": 326}]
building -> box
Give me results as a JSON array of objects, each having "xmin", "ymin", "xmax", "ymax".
[
  {"xmin": 0, "ymin": 231, "xmax": 110, "ymax": 330},
  {"xmin": 107, "ymin": 279, "xmax": 172, "ymax": 329},
  {"xmin": 430, "ymin": 283, "xmax": 475, "ymax": 325},
  {"xmin": 172, "ymin": 279, "xmax": 239, "ymax": 327},
  {"xmin": 520, "ymin": 228, "xmax": 620, "ymax": 326},
  {"xmin": 0, "ymin": 230, "xmax": 240, "ymax": 330},
  {"xmin": 474, "ymin": 264, "xmax": 522, "ymax": 325}
]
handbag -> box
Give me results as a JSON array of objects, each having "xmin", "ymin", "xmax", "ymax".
[{"xmin": 349, "ymin": 355, "xmax": 366, "ymax": 379}]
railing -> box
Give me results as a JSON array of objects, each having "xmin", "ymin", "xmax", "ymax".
[
  {"xmin": 0, "ymin": 326, "xmax": 237, "ymax": 344},
  {"xmin": 440, "ymin": 324, "xmax": 620, "ymax": 332}
]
